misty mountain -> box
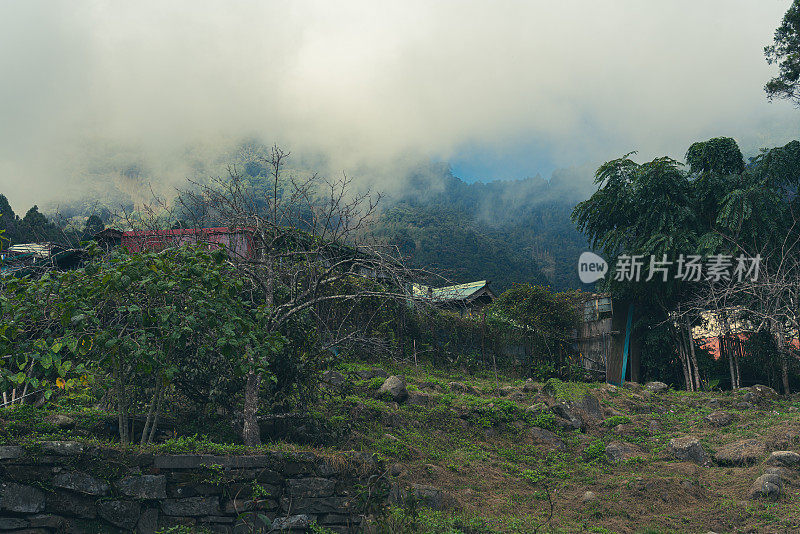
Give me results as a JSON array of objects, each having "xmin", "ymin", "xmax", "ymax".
[{"xmin": 373, "ymin": 164, "xmax": 591, "ymax": 291}]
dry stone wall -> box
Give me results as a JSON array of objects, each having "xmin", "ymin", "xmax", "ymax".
[{"xmin": 0, "ymin": 442, "xmax": 387, "ymax": 533}]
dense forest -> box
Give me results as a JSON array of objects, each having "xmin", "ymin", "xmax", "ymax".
[{"xmin": 0, "ymin": 162, "xmax": 590, "ymax": 291}]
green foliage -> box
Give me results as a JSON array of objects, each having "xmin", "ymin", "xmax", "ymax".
[
  {"xmin": 0, "ymin": 245, "xmax": 304, "ymax": 444},
  {"xmin": 765, "ymin": 0, "xmax": 800, "ymax": 103},
  {"xmin": 582, "ymin": 439, "xmax": 607, "ymax": 463},
  {"xmin": 603, "ymin": 415, "xmax": 631, "ymax": 427}
]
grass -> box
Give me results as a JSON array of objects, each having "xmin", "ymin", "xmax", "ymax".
[{"xmin": 5, "ymin": 360, "xmax": 800, "ymax": 532}]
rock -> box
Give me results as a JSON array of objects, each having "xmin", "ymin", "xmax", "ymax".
[
  {"xmin": 39, "ymin": 441, "xmax": 83, "ymax": 456},
  {"xmin": 714, "ymin": 439, "xmax": 765, "ymax": 466},
  {"xmin": 28, "ymin": 515, "xmax": 66, "ymax": 529},
  {"xmin": 764, "ymin": 466, "xmax": 788, "ymax": 477},
  {"xmin": 45, "ymin": 414, "xmax": 75, "ymax": 429},
  {"xmin": 390, "ymin": 463, "xmax": 406, "ymax": 477},
  {"xmin": 52, "ymin": 472, "xmax": 110, "ymax": 496},
  {"xmin": 448, "ymin": 381, "xmax": 480, "ymax": 395},
  {"xmin": 749, "ymin": 384, "xmax": 779, "ymax": 401},
  {"xmin": 286, "ymin": 477, "xmax": 336, "ymax": 498},
  {"xmin": 379, "ymin": 376, "xmax": 408, "ymax": 402},
  {"xmin": 528, "ymin": 427, "xmax": 565, "ymax": 450},
  {"xmin": 98, "ymin": 500, "xmax": 141, "ymax": 530},
  {"xmin": 645, "ymin": 381, "xmax": 669, "ymax": 393},
  {"xmin": 507, "ymin": 391, "xmax": 528, "ymax": 402},
  {"xmin": 734, "ymin": 401, "xmax": 756, "ymax": 410},
  {"xmin": 321, "ymin": 370, "xmax": 346, "ymax": 387},
  {"xmin": 765, "ymin": 450, "xmax": 800, "ymax": 468},
  {"xmin": 161, "ymin": 497, "xmax": 220, "ymax": 516},
  {"xmin": 551, "ymin": 402, "xmax": 585, "ymax": 431},
  {"xmin": 749, "ymin": 473, "xmax": 783, "ymax": 499},
  {"xmin": 403, "ymin": 484, "xmax": 455, "ymax": 510},
  {"xmin": 1, "ymin": 483, "xmax": 46, "ymax": 513},
  {"xmin": 581, "ymin": 491, "xmax": 597, "ymax": 503},
  {"xmin": 667, "ymin": 436, "xmax": 708, "ymax": 464},
  {"xmin": 0, "ymin": 518, "xmax": 28, "ymax": 529},
  {"xmin": 407, "ymin": 391, "xmax": 432, "ymax": 406},
  {"xmin": 576, "ymin": 393, "xmax": 604, "ymax": 420},
  {"xmin": 526, "ymin": 402, "xmax": 547, "ymax": 413},
  {"xmin": 137, "ymin": 508, "xmax": 159, "ymax": 534},
  {"xmin": 0, "ymin": 446, "xmax": 25, "ymax": 460},
  {"xmin": 522, "ymin": 379, "xmax": 537, "ymax": 393},
  {"xmin": 705, "ymin": 411, "xmax": 735, "ymax": 427},
  {"xmin": 355, "ymin": 368, "xmax": 389, "ymax": 380},
  {"xmin": 605, "ymin": 441, "xmax": 643, "ymax": 463},
  {"xmin": 115, "ymin": 475, "xmax": 167, "ymax": 499},
  {"xmin": 272, "ymin": 514, "xmax": 311, "ymax": 530},
  {"xmin": 707, "ymin": 398, "xmax": 723, "ymax": 409}
]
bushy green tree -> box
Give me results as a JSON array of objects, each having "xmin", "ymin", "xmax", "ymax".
[
  {"xmin": 0, "ymin": 246, "xmax": 291, "ymax": 444},
  {"xmin": 765, "ymin": 0, "xmax": 800, "ymax": 103}
]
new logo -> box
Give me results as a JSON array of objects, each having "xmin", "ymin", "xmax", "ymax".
[{"xmin": 578, "ymin": 251, "xmax": 608, "ymax": 284}]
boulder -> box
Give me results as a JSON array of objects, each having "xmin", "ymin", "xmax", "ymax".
[
  {"xmin": 645, "ymin": 381, "xmax": 669, "ymax": 393},
  {"xmin": 575, "ymin": 393, "xmax": 604, "ymax": 420},
  {"xmin": 355, "ymin": 368, "xmax": 389, "ymax": 380},
  {"xmin": 528, "ymin": 427, "xmax": 565, "ymax": 450},
  {"xmin": 39, "ymin": 441, "xmax": 84, "ymax": 456},
  {"xmin": 581, "ymin": 491, "xmax": 597, "ymax": 503},
  {"xmin": 286, "ymin": 477, "xmax": 336, "ymax": 498},
  {"xmin": 749, "ymin": 473, "xmax": 782, "ymax": 499},
  {"xmin": 448, "ymin": 382, "xmax": 480, "ymax": 395},
  {"xmin": 734, "ymin": 401, "xmax": 756, "ymax": 410},
  {"xmin": 379, "ymin": 376, "xmax": 408, "ymax": 402},
  {"xmin": 714, "ymin": 439, "xmax": 765, "ymax": 466},
  {"xmin": 0, "ymin": 446, "xmax": 24, "ymax": 460},
  {"xmin": 705, "ymin": 411, "xmax": 735, "ymax": 427},
  {"xmin": 272, "ymin": 514, "xmax": 311, "ymax": 530},
  {"xmin": 1, "ymin": 483, "xmax": 46, "ymax": 513},
  {"xmin": 45, "ymin": 414, "xmax": 75, "ymax": 429},
  {"xmin": 98, "ymin": 500, "xmax": 141, "ymax": 530},
  {"xmin": 115, "ymin": 475, "xmax": 167, "ymax": 499},
  {"xmin": 667, "ymin": 436, "xmax": 708, "ymax": 464},
  {"xmin": 765, "ymin": 450, "xmax": 800, "ymax": 468},
  {"xmin": 321, "ymin": 370, "xmax": 346, "ymax": 387},
  {"xmin": 749, "ymin": 384, "xmax": 779, "ymax": 401},
  {"xmin": 551, "ymin": 402, "xmax": 585, "ymax": 431},
  {"xmin": 605, "ymin": 441, "xmax": 643, "ymax": 463},
  {"xmin": 406, "ymin": 391, "xmax": 432, "ymax": 406},
  {"xmin": 401, "ymin": 484, "xmax": 455, "ymax": 510},
  {"xmin": 161, "ymin": 497, "xmax": 220, "ymax": 516},
  {"xmin": 52, "ymin": 472, "xmax": 110, "ymax": 496}
]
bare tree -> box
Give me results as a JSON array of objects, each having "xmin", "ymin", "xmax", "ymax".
[{"xmin": 176, "ymin": 146, "xmax": 415, "ymax": 445}]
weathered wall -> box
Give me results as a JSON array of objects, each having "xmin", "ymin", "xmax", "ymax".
[{"xmin": 0, "ymin": 441, "xmax": 387, "ymax": 533}]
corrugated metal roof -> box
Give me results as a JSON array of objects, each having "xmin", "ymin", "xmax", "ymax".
[{"xmin": 413, "ymin": 280, "xmax": 491, "ymax": 303}]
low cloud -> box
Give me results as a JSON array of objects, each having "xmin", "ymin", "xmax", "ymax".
[{"xmin": 0, "ymin": 1, "xmax": 798, "ymax": 210}]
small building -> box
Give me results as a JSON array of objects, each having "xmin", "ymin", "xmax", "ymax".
[
  {"xmin": 1, "ymin": 242, "xmax": 84, "ymax": 277},
  {"xmin": 413, "ymin": 280, "xmax": 496, "ymax": 317},
  {"xmin": 575, "ymin": 293, "xmax": 641, "ymax": 384},
  {"xmin": 116, "ymin": 227, "xmax": 256, "ymax": 261}
]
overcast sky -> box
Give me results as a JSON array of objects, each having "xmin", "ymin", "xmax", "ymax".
[{"xmin": 0, "ymin": 1, "xmax": 798, "ymax": 209}]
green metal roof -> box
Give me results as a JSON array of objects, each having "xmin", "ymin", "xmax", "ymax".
[{"xmin": 413, "ymin": 280, "xmax": 493, "ymax": 303}]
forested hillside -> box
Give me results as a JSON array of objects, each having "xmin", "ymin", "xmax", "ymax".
[{"xmin": 373, "ymin": 164, "xmax": 590, "ymax": 290}]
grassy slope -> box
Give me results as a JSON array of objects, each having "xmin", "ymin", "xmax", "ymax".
[
  {"xmin": 318, "ymin": 362, "xmax": 800, "ymax": 534},
  {"xmin": 5, "ymin": 364, "xmax": 800, "ymax": 533}
]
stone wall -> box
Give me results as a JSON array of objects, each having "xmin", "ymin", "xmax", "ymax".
[{"xmin": 0, "ymin": 441, "xmax": 387, "ymax": 533}]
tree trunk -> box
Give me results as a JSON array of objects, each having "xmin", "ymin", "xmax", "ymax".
[
  {"xmin": 685, "ymin": 318, "xmax": 701, "ymax": 390},
  {"xmin": 242, "ymin": 254, "xmax": 274, "ymax": 447},
  {"xmin": 673, "ymin": 325, "xmax": 692, "ymax": 391},
  {"xmin": 242, "ymin": 368, "xmax": 261, "ymax": 446}
]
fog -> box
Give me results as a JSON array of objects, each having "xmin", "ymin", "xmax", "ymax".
[{"xmin": 0, "ymin": 1, "xmax": 798, "ymax": 211}]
